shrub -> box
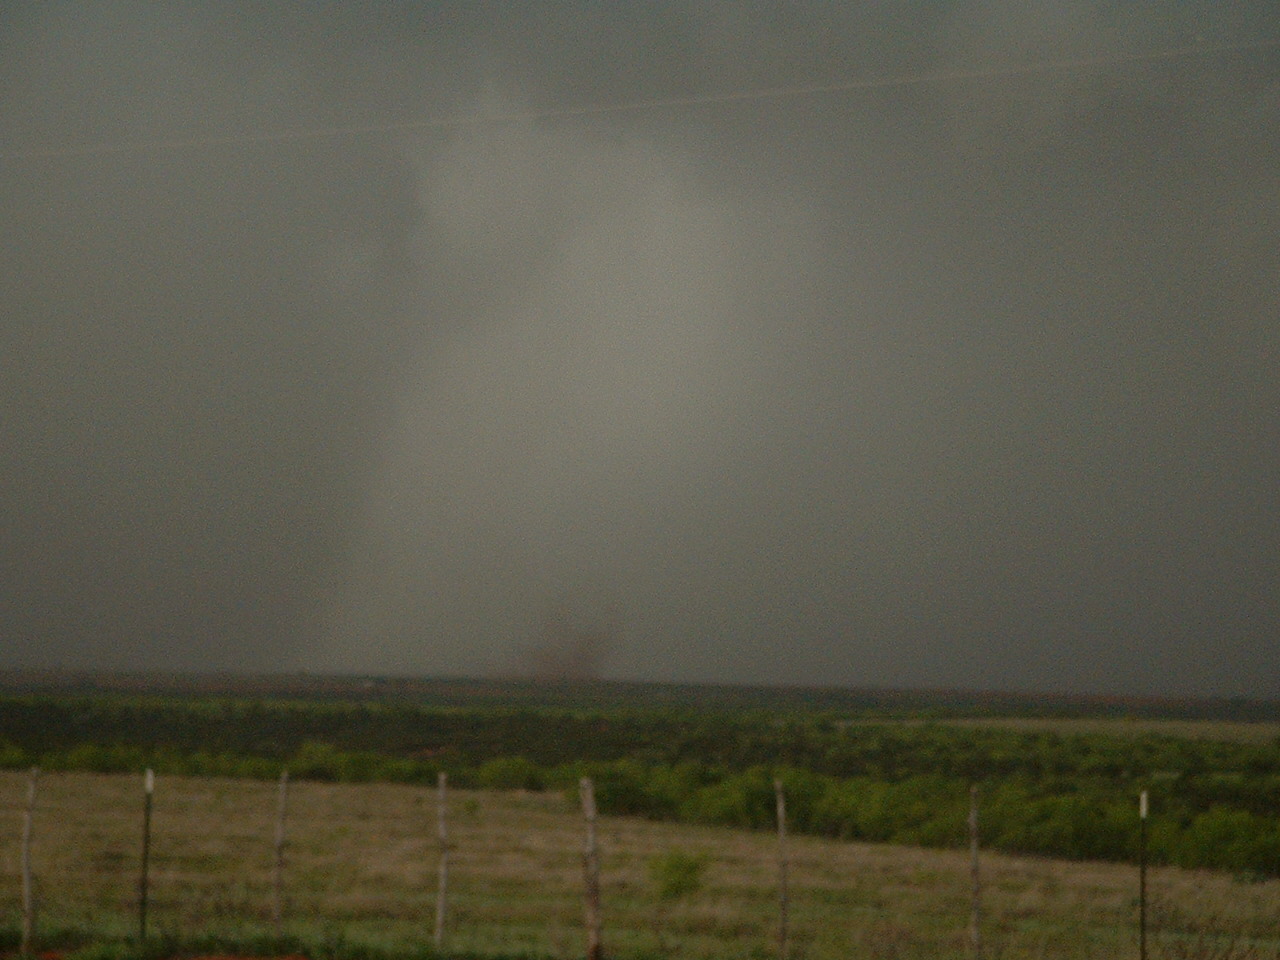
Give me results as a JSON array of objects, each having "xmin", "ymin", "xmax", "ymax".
[
  {"xmin": 649, "ymin": 849, "xmax": 708, "ymax": 902},
  {"xmin": 476, "ymin": 756, "xmax": 544, "ymax": 791}
]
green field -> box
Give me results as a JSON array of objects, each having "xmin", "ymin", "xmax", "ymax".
[
  {"xmin": 934, "ymin": 717, "xmax": 1280, "ymax": 744},
  {"xmin": 3, "ymin": 770, "xmax": 1278, "ymax": 960}
]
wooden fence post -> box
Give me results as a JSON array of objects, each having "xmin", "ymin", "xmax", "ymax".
[
  {"xmin": 272, "ymin": 769, "xmax": 289, "ymax": 934},
  {"xmin": 138, "ymin": 769, "xmax": 154, "ymax": 943},
  {"xmin": 775, "ymin": 778, "xmax": 789, "ymax": 960},
  {"xmin": 1139, "ymin": 790, "xmax": 1148, "ymax": 960},
  {"xmin": 434, "ymin": 771, "xmax": 448, "ymax": 951},
  {"xmin": 969, "ymin": 784, "xmax": 981, "ymax": 959},
  {"xmin": 20, "ymin": 767, "xmax": 39, "ymax": 957},
  {"xmin": 580, "ymin": 777, "xmax": 603, "ymax": 960}
]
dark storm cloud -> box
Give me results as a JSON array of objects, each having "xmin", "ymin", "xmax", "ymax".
[
  {"xmin": 1, "ymin": 3, "xmax": 431, "ymax": 668},
  {"xmin": 3, "ymin": 3, "xmax": 1278, "ymax": 695}
]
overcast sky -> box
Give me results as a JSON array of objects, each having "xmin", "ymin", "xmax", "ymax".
[{"xmin": 2, "ymin": 3, "xmax": 1278, "ymax": 697}]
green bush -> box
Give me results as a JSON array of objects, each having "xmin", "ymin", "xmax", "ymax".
[
  {"xmin": 1176, "ymin": 806, "xmax": 1280, "ymax": 874},
  {"xmin": 680, "ymin": 768, "xmax": 776, "ymax": 830},
  {"xmin": 0, "ymin": 740, "xmax": 29, "ymax": 769},
  {"xmin": 476, "ymin": 756, "xmax": 544, "ymax": 790},
  {"xmin": 649, "ymin": 849, "xmax": 708, "ymax": 901}
]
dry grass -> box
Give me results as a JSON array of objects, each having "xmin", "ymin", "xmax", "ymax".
[{"xmin": 2, "ymin": 771, "xmax": 1277, "ymax": 959}]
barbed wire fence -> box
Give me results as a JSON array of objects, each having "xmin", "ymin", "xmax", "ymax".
[{"xmin": 2, "ymin": 769, "xmax": 1272, "ymax": 960}]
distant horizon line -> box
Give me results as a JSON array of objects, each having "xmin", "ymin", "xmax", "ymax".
[{"xmin": 0, "ymin": 665, "xmax": 1274, "ymax": 708}]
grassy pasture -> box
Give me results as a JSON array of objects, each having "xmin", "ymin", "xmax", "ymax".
[
  {"xmin": 3, "ymin": 771, "xmax": 1278, "ymax": 960},
  {"xmin": 931, "ymin": 717, "xmax": 1280, "ymax": 744}
]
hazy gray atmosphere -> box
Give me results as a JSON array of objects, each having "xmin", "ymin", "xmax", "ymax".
[{"xmin": 3, "ymin": 3, "xmax": 1278, "ymax": 696}]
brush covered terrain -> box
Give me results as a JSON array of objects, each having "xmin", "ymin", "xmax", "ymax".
[
  {"xmin": 1, "ymin": 678, "xmax": 1278, "ymax": 958},
  {"xmin": 0, "ymin": 681, "xmax": 1277, "ymax": 877}
]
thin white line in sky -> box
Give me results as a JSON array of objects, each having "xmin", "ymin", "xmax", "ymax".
[{"xmin": 2, "ymin": 39, "xmax": 1276, "ymax": 161}]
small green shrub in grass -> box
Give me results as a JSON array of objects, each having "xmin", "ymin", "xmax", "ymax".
[{"xmin": 650, "ymin": 849, "xmax": 709, "ymax": 902}]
